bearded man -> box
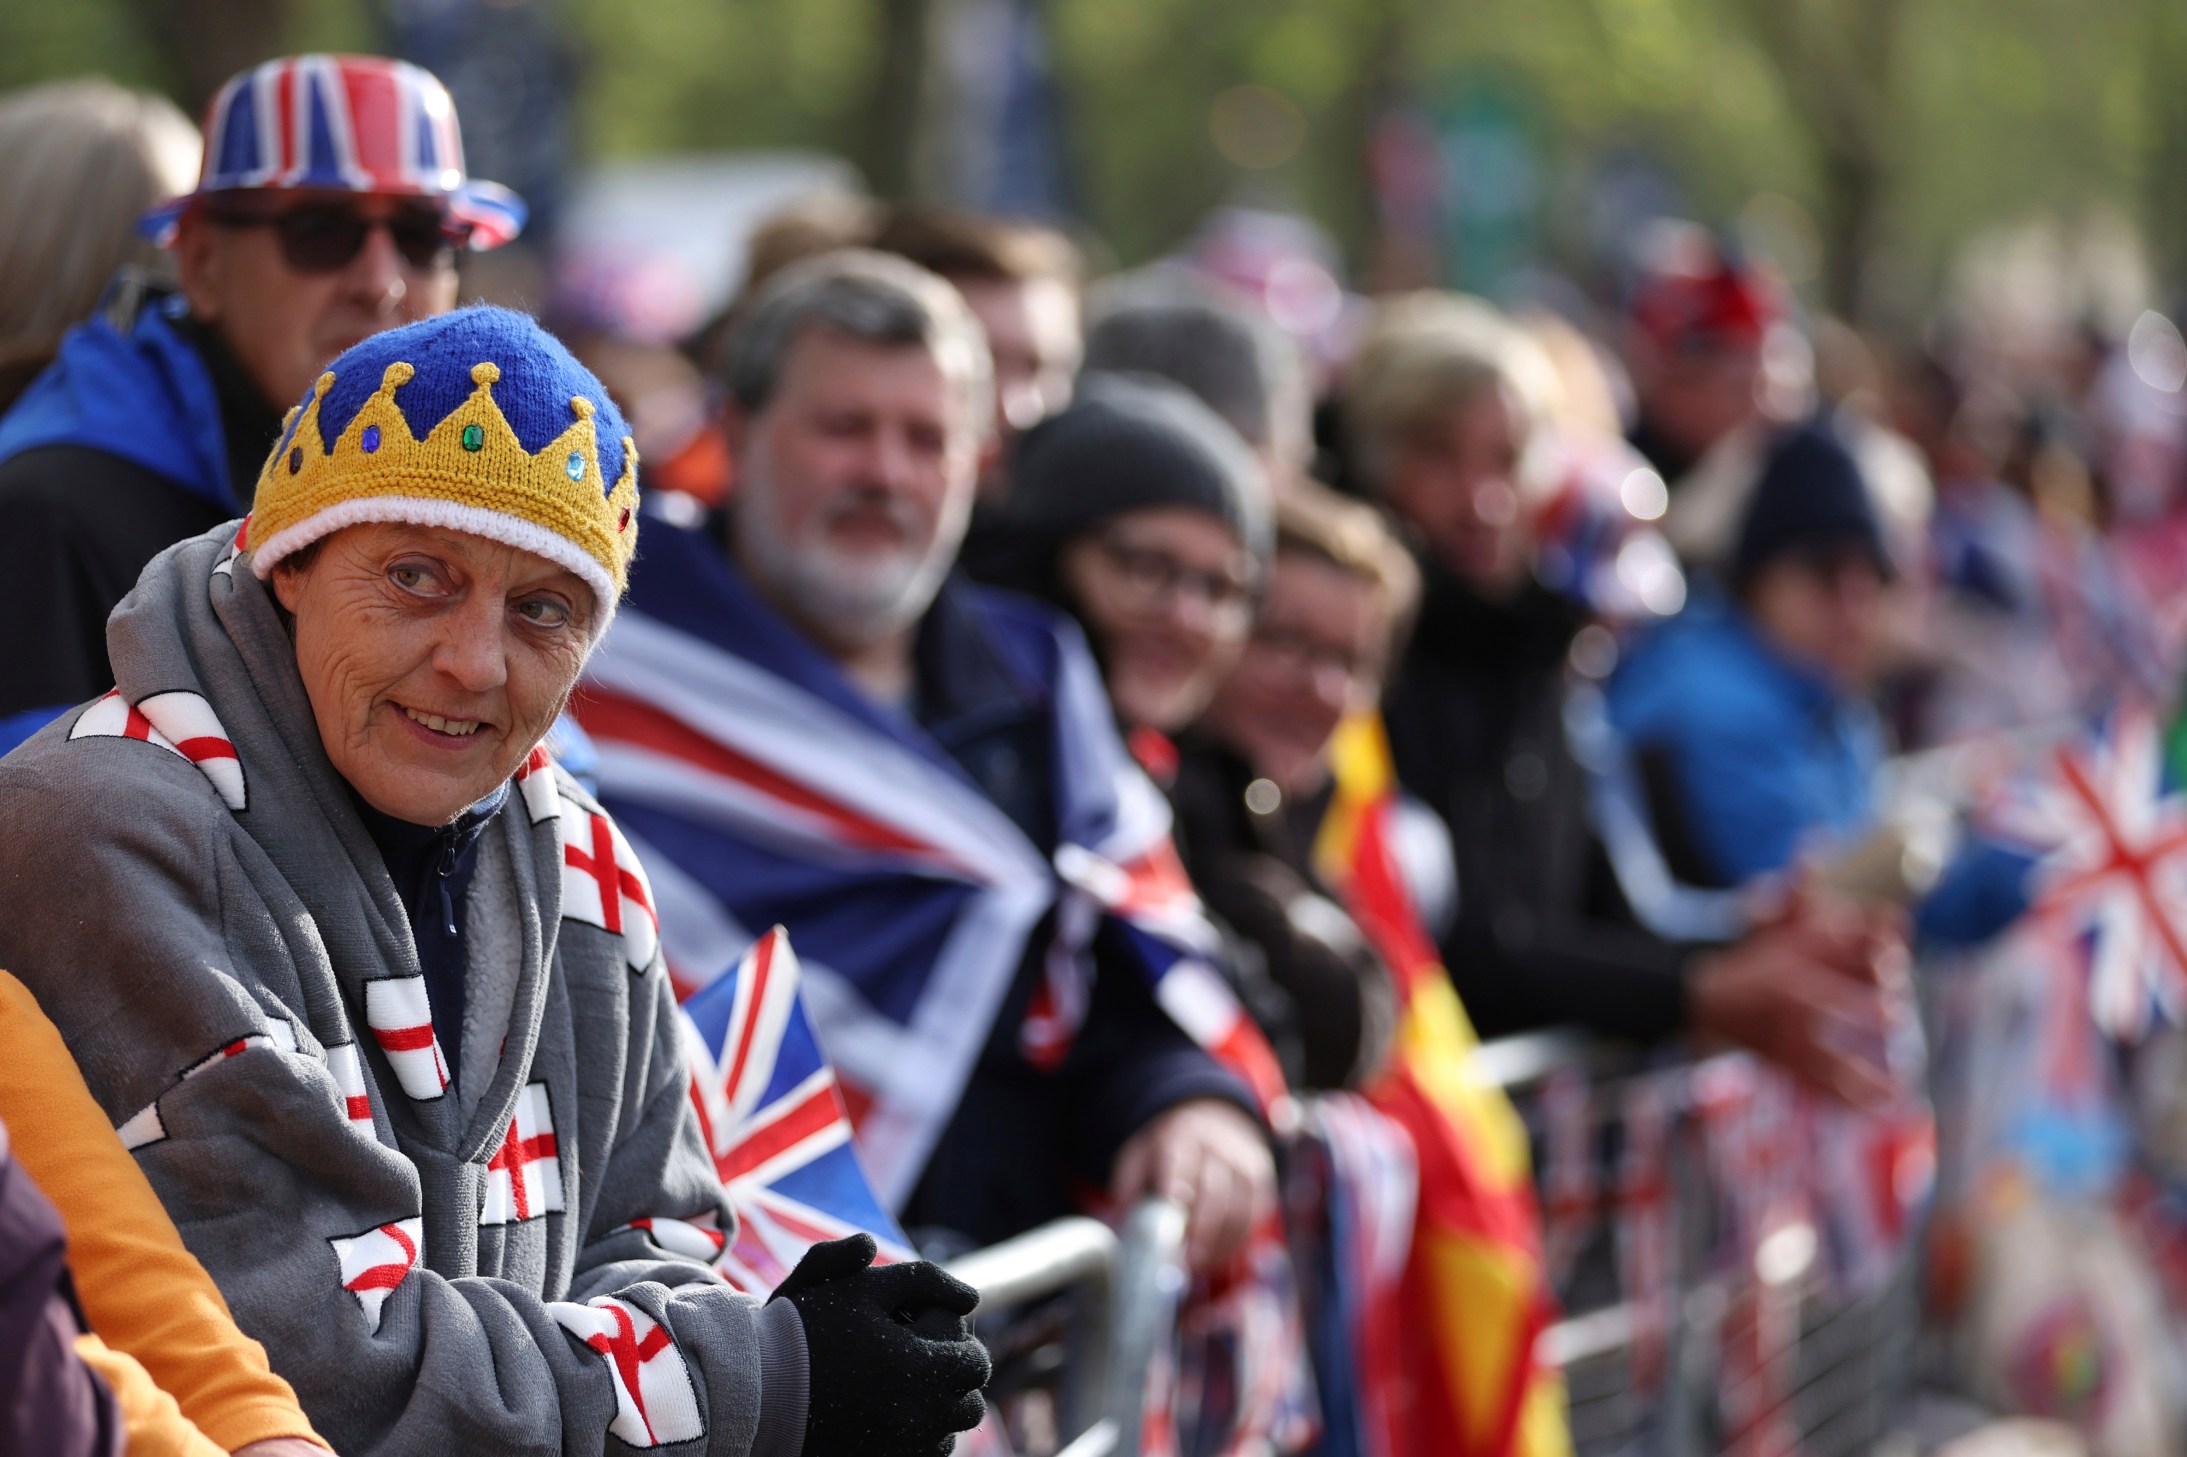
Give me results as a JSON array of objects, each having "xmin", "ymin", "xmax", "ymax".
[{"xmin": 575, "ymin": 251, "xmax": 1280, "ymax": 1270}]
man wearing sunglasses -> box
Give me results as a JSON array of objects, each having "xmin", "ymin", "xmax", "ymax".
[{"xmin": 0, "ymin": 54, "xmax": 523, "ymax": 723}]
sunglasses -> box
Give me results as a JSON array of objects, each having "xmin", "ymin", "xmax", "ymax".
[{"xmin": 202, "ymin": 200, "xmax": 469, "ymax": 274}]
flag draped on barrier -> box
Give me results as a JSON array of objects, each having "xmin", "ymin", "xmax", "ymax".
[{"xmin": 1314, "ymin": 714, "xmax": 1572, "ymax": 1457}]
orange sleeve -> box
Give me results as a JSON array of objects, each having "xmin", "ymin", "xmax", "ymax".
[
  {"xmin": 1, "ymin": 972, "xmax": 328, "ymax": 1454},
  {"xmin": 73, "ymin": 1334, "xmax": 227, "ymax": 1457}
]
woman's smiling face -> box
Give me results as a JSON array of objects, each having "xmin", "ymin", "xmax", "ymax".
[{"xmin": 272, "ymin": 521, "xmax": 596, "ymax": 824}]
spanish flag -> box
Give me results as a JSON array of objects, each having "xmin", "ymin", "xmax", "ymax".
[{"xmin": 1314, "ymin": 713, "xmax": 1572, "ymax": 1457}]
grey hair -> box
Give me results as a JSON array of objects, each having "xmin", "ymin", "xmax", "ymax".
[
  {"xmin": 721, "ymin": 248, "xmax": 993, "ymax": 439},
  {"xmin": 1080, "ymin": 268, "xmax": 1308, "ymax": 465}
]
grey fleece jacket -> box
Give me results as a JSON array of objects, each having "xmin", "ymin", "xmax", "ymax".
[{"xmin": 0, "ymin": 523, "xmax": 806, "ymax": 1457}]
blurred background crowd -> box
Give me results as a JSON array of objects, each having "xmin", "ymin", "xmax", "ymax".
[{"xmin": 8, "ymin": 2, "xmax": 2187, "ymax": 1456}]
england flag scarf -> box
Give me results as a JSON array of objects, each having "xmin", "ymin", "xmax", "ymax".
[{"xmin": 576, "ymin": 521, "xmax": 1285, "ymax": 1209}]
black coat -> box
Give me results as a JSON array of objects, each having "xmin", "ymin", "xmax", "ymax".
[
  {"xmin": 1383, "ymin": 565, "xmax": 1692, "ymax": 1043},
  {"xmin": 0, "ymin": 316, "xmax": 278, "ymax": 716},
  {"xmin": 1168, "ymin": 736, "xmax": 1396, "ymax": 1092}
]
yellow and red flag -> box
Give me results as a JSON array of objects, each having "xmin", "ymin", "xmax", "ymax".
[{"xmin": 1314, "ymin": 713, "xmax": 1572, "ymax": 1457}]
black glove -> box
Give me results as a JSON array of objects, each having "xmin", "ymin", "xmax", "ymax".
[{"xmin": 769, "ymin": 1233, "xmax": 991, "ymax": 1457}]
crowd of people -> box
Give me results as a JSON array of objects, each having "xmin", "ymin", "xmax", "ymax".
[{"xmin": 6, "ymin": 44, "xmax": 2187, "ymax": 1457}]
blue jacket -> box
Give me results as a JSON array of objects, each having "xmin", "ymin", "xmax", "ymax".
[
  {"xmin": 1608, "ymin": 599, "xmax": 1883, "ymax": 887},
  {"xmin": 0, "ymin": 293, "xmax": 243, "ymax": 512}
]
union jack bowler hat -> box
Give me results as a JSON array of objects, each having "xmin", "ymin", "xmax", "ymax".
[{"xmin": 140, "ymin": 54, "xmax": 525, "ymax": 251}]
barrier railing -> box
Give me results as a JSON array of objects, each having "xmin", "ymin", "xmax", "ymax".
[
  {"xmin": 945, "ymin": 1197, "xmax": 1188, "ymax": 1457},
  {"xmin": 1480, "ymin": 1031, "xmax": 1922, "ymax": 1457},
  {"xmin": 941, "ymin": 1029, "xmax": 1915, "ymax": 1457}
]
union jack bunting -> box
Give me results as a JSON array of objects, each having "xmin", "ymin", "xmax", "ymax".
[
  {"xmin": 549, "ymin": 1296, "xmax": 706, "ymax": 1449},
  {"xmin": 329, "ymin": 1217, "xmax": 422, "ymax": 1335},
  {"xmin": 140, "ymin": 54, "xmax": 525, "ymax": 248},
  {"xmin": 363, "ymin": 973, "xmax": 450, "ymax": 1102},
  {"xmin": 71, "ymin": 689, "xmax": 245, "ymax": 811},
  {"xmin": 116, "ymin": 1017, "xmax": 299, "ymax": 1150},
  {"xmin": 1986, "ymin": 707, "xmax": 2187, "ymax": 1040},
  {"xmin": 1537, "ymin": 1069, "xmax": 1596, "ymax": 1287},
  {"xmin": 680, "ymin": 927, "xmax": 914, "ymax": 1292},
  {"xmin": 577, "ymin": 523, "xmax": 1288, "ymax": 1207},
  {"xmin": 480, "ymin": 1082, "xmax": 565, "ymax": 1227}
]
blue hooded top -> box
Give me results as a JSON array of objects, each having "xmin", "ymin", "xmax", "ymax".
[{"xmin": 0, "ymin": 293, "xmax": 242, "ymax": 513}]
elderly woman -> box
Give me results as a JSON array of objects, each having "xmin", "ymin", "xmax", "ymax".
[{"xmin": 0, "ymin": 308, "xmax": 987, "ymax": 1457}]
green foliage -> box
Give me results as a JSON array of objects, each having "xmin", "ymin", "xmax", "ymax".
[{"xmin": 0, "ymin": 0, "xmax": 2164, "ymax": 310}]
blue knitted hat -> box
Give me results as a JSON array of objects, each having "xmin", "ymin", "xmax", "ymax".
[{"xmin": 246, "ymin": 307, "xmax": 638, "ymax": 608}]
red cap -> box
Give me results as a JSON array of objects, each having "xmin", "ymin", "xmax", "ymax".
[{"xmin": 1629, "ymin": 247, "xmax": 1777, "ymax": 353}]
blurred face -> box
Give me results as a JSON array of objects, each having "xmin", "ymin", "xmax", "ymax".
[
  {"xmin": 1203, "ymin": 552, "xmax": 1388, "ymax": 792},
  {"xmin": 271, "ymin": 523, "xmax": 596, "ymax": 825},
  {"xmin": 178, "ymin": 190, "xmax": 462, "ymax": 411},
  {"xmin": 729, "ymin": 328, "xmax": 981, "ymax": 651},
  {"xmin": 957, "ymin": 275, "xmax": 1081, "ymax": 442},
  {"xmin": 1058, "ymin": 507, "xmax": 1255, "ymax": 734},
  {"xmin": 1378, "ymin": 383, "xmax": 1532, "ymax": 598},
  {"xmin": 1744, "ymin": 550, "xmax": 1889, "ymax": 690},
  {"xmin": 1630, "ymin": 333, "xmax": 1764, "ymax": 462}
]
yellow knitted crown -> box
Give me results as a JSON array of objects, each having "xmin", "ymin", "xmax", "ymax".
[{"xmin": 246, "ymin": 358, "xmax": 639, "ymax": 608}]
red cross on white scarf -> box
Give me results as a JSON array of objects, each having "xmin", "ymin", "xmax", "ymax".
[
  {"xmin": 70, "ymin": 688, "xmax": 246, "ymax": 810},
  {"xmin": 549, "ymin": 1296, "xmax": 705, "ymax": 1448},
  {"xmin": 363, "ymin": 974, "xmax": 450, "ymax": 1102},
  {"xmin": 481, "ymin": 1082, "xmax": 564, "ymax": 1226},
  {"xmin": 329, "ymin": 1217, "xmax": 422, "ymax": 1334},
  {"xmin": 557, "ymin": 796, "xmax": 660, "ymax": 973}
]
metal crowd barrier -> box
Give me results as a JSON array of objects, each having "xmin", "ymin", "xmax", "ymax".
[
  {"xmin": 1479, "ymin": 1030, "xmax": 1922, "ymax": 1457},
  {"xmin": 944, "ymin": 1198, "xmax": 1188, "ymax": 1457},
  {"xmin": 940, "ymin": 1029, "xmax": 1916, "ymax": 1457}
]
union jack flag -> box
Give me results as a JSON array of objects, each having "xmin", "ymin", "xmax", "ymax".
[
  {"xmin": 576, "ymin": 521, "xmax": 1288, "ymax": 1208},
  {"xmin": 1986, "ymin": 707, "xmax": 2187, "ymax": 1040},
  {"xmin": 679, "ymin": 927, "xmax": 914, "ymax": 1292},
  {"xmin": 141, "ymin": 54, "xmax": 525, "ymax": 248}
]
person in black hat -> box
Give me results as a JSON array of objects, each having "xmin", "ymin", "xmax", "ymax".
[
  {"xmin": 988, "ymin": 373, "xmax": 1273, "ymax": 742},
  {"xmin": 1609, "ymin": 418, "xmax": 1896, "ymax": 888}
]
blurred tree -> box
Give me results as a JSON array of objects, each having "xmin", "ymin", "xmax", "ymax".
[
  {"xmin": 0, "ymin": 0, "xmax": 2168, "ymax": 314},
  {"xmin": 118, "ymin": 0, "xmax": 296, "ymax": 110},
  {"xmin": 1717, "ymin": 0, "xmax": 1903, "ymax": 317}
]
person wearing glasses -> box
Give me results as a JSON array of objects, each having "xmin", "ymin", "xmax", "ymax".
[
  {"xmin": 1167, "ymin": 483, "xmax": 1424, "ymax": 1093},
  {"xmin": 0, "ymin": 54, "xmax": 516, "ymax": 723},
  {"xmin": 994, "ymin": 373, "xmax": 1271, "ymax": 754},
  {"xmin": 575, "ymin": 255, "xmax": 1278, "ymax": 1280}
]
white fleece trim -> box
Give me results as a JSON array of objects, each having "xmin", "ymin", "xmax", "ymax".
[{"xmin": 247, "ymin": 495, "xmax": 621, "ymax": 620}]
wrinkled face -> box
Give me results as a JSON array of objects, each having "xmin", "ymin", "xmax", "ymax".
[
  {"xmin": 730, "ymin": 328, "xmax": 981, "ymax": 651},
  {"xmin": 956, "ymin": 275, "xmax": 1081, "ymax": 441},
  {"xmin": 272, "ymin": 522, "xmax": 596, "ymax": 824},
  {"xmin": 177, "ymin": 190, "xmax": 462, "ymax": 411},
  {"xmin": 1379, "ymin": 383, "xmax": 1532, "ymax": 599},
  {"xmin": 1058, "ymin": 506, "xmax": 1255, "ymax": 734},
  {"xmin": 1745, "ymin": 550, "xmax": 1889, "ymax": 690},
  {"xmin": 1203, "ymin": 552, "xmax": 1389, "ymax": 792}
]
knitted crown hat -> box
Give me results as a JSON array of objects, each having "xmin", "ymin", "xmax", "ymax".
[{"xmin": 245, "ymin": 307, "xmax": 638, "ymax": 609}]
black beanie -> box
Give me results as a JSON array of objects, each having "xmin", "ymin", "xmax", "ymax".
[
  {"xmin": 1731, "ymin": 419, "xmax": 1891, "ymax": 588},
  {"xmin": 1007, "ymin": 374, "xmax": 1273, "ymax": 566}
]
